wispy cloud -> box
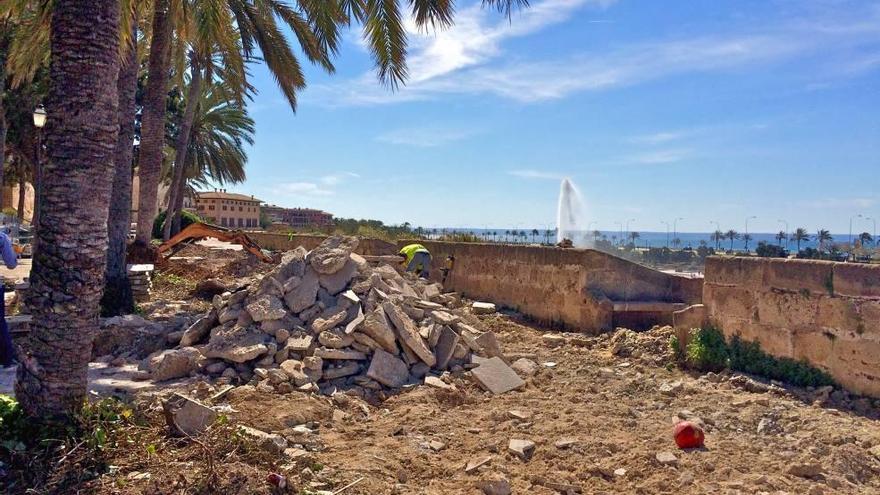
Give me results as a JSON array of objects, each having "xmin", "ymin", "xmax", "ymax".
[
  {"xmin": 272, "ymin": 172, "xmax": 360, "ymax": 197},
  {"xmin": 628, "ymin": 149, "xmax": 691, "ymax": 165},
  {"xmin": 629, "ymin": 131, "xmax": 689, "ymax": 145},
  {"xmin": 376, "ymin": 127, "xmax": 477, "ymax": 147},
  {"xmin": 307, "ymin": 4, "xmax": 880, "ymax": 107},
  {"xmin": 508, "ymin": 169, "xmax": 565, "ymax": 180}
]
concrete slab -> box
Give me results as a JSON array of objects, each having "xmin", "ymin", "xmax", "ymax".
[
  {"xmin": 470, "ymin": 357, "xmax": 525, "ymax": 395},
  {"xmin": 366, "ymin": 349, "xmax": 409, "ymax": 388},
  {"xmin": 434, "ymin": 326, "xmax": 460, "ymax": 370}
]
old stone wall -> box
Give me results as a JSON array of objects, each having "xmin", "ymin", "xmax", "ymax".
[
  {"xmin": 399, "ymin": 240, "xmax": 703, "ymax": 333},
  {"xmin": 703, "ymin": 256, "xmax": 880, "ymax": 397},
  {"xmin": 249, "ymin": 232, "xmax": 397, "ymax": 256}
]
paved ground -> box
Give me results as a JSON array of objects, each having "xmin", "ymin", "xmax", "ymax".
[{"xmin": 1, "ymin": 362, "xmax": 168, "ymax": 398}]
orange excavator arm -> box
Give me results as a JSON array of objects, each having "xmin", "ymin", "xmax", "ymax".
[{"xmin": 157, "ymin": 222, "xmax": 274, "ymax": 263}]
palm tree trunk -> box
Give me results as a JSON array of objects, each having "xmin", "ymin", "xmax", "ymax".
[
  {"xmin": 102, "ymin": 17, "xmax": 139, "ymax": 317},
  {"xmin": 0, "ymin": 34, "xmax": 7, "ymax": 210},
  {"xmin": 163, "ymin": 55, "xmax": 202, "ymax": 241},
  {"xmin": 134, "ymin": 0, "xmax": 172, "ymax": 244},
  {"xmin": 15, "ymin": 0, "xmax": 120, "ymax": 419},
  {"xmin": 170, "ymin": 174, "xmax": 186, "ymax": 234}
]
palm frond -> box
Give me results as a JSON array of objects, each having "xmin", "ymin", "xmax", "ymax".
[
  {"xmin": 363, "ymin": 0, "xmax": 407, "ymax": 89},
  {"xmin": 409, "ymin": 0, "xmax": 454, "ymax": 30}
]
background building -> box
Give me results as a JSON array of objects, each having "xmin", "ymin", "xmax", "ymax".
[
  {"xmin": 263, "ymin": 204, "xmax": 333, "ymax": 230},
  {"xmin": 195, "ymin": 190, "xmax": 261, "ymax": 228}
]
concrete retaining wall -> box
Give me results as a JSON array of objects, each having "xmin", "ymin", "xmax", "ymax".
[
  {"xmin": 400, "ymin": 240, "xmax": 703, "ymax": 333},
  {"xmin": 703, "ymin": 256, "xmax": 880, "ymax": 397}
]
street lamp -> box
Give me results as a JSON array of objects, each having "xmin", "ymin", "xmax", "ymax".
[
  {"xmin": 32, "ymin": 104, "xmax": 47, "ymax": 234},
  {"xmin": 661, "ymin": 221, "xmax": 671, "ymax": 248},
  {"xmin": 778, "ymin": 219, "xmax": 789, "ymax": 246},
  {"xmin": 625, "ymin": 218, "xmax": 635, "ymax": 245},
  {"xmin": 849, "ymin": 214, "xmax": 863, "ymax": 246},
  {"xmin": 745, "ymin": 216, "xmax": 757, "ymax": 253},
  {"xmin": 614, "ymin": 221, "xmax": 623, "ymax": 247},
  {"xmin": 673, "ymin": 217, "xmax": 684, "ymax": 247}
]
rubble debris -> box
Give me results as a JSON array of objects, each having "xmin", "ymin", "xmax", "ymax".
[
  {"xmin": 159, "ymin": 236, "xmax": 512, "ymax": 396},
  {"xmin": 476, "ymin": 477, "xmax": 512, "ymax": 495},
  {"xmin": 508, "ymin": 438, "xmax": 536, "ymax": 461},
  {"xmin": 465, "ymin": 455, "xmax": 493, "ymax": 474},
  {"xmin": 472, "ymin": 302, "xmax": 497, "ymax": 315},
  {"xmin": 162, "ymin": 393, "xmax": 218, "ymax": 436},
  {"xmin": 655, "ymin": 451, "xmax": 679, "ymax": 466},
  {"xmin": 471, "ymin": 357, "xmax": 526, "ymax": 395}
]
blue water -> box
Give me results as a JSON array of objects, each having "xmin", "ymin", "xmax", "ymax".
[{"xmin": 426, "ymin": 228, "xmax": 858, "ymax": 252}]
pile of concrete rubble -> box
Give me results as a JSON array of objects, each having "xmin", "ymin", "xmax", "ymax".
[{"xmin": 143, "ymin": 236, "xmax": 520, "ymax": 395}]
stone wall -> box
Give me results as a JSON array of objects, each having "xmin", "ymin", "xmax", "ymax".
[
  {"xmin": 399, "ymin": 240, "xmax": 703, "ymax": 333},
  {"xmin": 703, "ymin": 256, "xmax": 880, "ymax": 397},
  {"xmin": 248, "ymin": 232, "xmax": 397, "ymax": 256}
]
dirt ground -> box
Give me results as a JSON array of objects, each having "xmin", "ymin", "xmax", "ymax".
[{"xmin": 88, "ymin": 312, "xmax": 880, "ymax": 495}]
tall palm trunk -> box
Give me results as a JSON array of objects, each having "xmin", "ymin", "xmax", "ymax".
[
  {"xmin": 15, "ymin": 0, "xmax": 120, "ymax": 419},
  {"xmin": 0, "ymin": 34, "xmax": 7, "ymax": 210},
  {"xmin": 102, "ymin": 18, "xmax": 139, "ymax": 316},
  {"xmin": 170, "ymin": 168, "xmax": 187, "ymax": 234},
  {"xmin": 134, "ymin": 0, "xmax": 172, "ymax": 244},
  {"xmin": 162, "ymin": 55, "xmax": 202, "ymax": 241},
  {"xmin": 16, "ymin": 162, "xmax": 25, "ymax": 222}
]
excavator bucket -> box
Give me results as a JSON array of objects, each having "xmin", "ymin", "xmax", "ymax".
[{"xmin": 157, "ymin": 222, "xmax": 274, "ymax": 263}]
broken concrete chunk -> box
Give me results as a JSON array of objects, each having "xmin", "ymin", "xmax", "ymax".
[
  {"xmin": 383, "ymin": 302, "xmax": 436, "ymax": 367},
  {"xmin": 472, "ymin": 302, "xmax": 496, "ymax": 315},
  {"xmin": 284, "ymin": 332, "xmax": 314, "ymax": 353},
  {"xmin": 475, "ymin": 331, "xmax": 506, "ymax": 362},
  {"xmin": 318, "ymin": 329, "xmax": 355, "ymax": 349},
  {"xmin": 655, "ymin": 451, "xmax": 678, "ymax": 466},
  {"xmin": 323, "ymin": 362, "xmax": 361, "ymax": 380},
  {"xmin": 246, "ymin": 295, "xmax": 287, "ymax": 322},
  {"xmin": 179, "ymin": 309, "xmax": 218, "ymax": 347},
  {"xmin": 146, "ymin": 347, "xmax": 202, "ymax": 381},
  {"xmin": 361, "ymin": 306, "xmax": 398, "ymax": 354},
  {"xmin": 309, "ymin": 236, "xmax": 359, "ymax": 274},
  {"xmin": 344, "ymin": 307, "xmax": 365, "ymax": 335},
  {"xmin": 314, "ymin": 347, "xmax": 367, "ymax": 360},
  {"xmin": 476, "ymin": 478, "xmax": 511, "ymax": 495},
  {"xmin": 284, "ymin": 268, "xmax": 319, "ymax": 313},
  {"xmin": 471, "ymin": 357, "xmax": 525, "ymax": 395},
  {"xmin": 465, "ymin": 455, "xmax": 493, "ymax": 474},
  {"xmin": 319, "ymin": 258, "xmax": 358, "ymax": 295},
  {"xmin": 311, "ymin": 310, "xmax": 348, "ymax": 334},
  {"xmin": 508, "ymin": 438, "xmax": 536, "ymax": 461},
  {"xmin": 434, "ymin": 326, "xmax": 461, "ymax": 370},
  {"xmin": 425, "ymin": 375, "xmax": 455, "ymax": 390},
  {"xmin": 163, "ymin": 393, "xmax": 218, "ymax": 437},
  {"xmin": 431, "ymin": 310, "xmax": 459, "ymax": 326},
  {"xmin": 366, "ymin": 349, "xmax": 410, "ymax": 388},
  {"xmin": 510, "ymin": 358, "xmax": 539, "ymax": 377}
]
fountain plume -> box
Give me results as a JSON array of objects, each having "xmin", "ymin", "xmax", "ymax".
[{"xmin": 556, "ymin": 178, "xmax": 590, "ymax": 247}]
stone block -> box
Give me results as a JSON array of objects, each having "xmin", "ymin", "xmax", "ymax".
[
  {"xmin": 383, "ymin": 302, "xmax": 436, "ymax": 367},
  {"xmin": 366, "ymin": 349, "xmax": 409, "ymax": 387},
  {"xmin": 704, "ymin": 256, "xmax": 766, "ymax": 286},
  {"xmin": 284, "ymin": 268, "xmax": 319, "ymax": 313},
  {"xmin": 764, "ymin": 259, "xmax": 835, "ymax": 295},
  {"xmin": 472, "ymin": 302, "xmax": 497, "ymax": 315},
  {"xmin": 471, "ymin": 357, "xmax": 525, "ymax": 395},
  {"xmin": 434, "ymin": 326, "xmax": 460, "ymax": 370},
  {"xmin": 180, "ymin": 309, "xmax": 218, "ymax": 347},
  {"xmin": 475, "ymin": 331, "xmax": 506, "ymax": 362},
  {"xmin": 790, "ymin": 327, "xmax": 835, "ymax": 370},
  {"xmin": 313, "ymin": 347, "xmax": 367, "ymax": 360},
  {"xmin": 704, "ymin": 284, "xmax": 758, "ymax": 322},
  {"xmin": 756, "ymin": 290, "xmax": 817, "ymax": 328},
  {"xmin": 815, "ymin": 296, "xmax": 861, "ymax": 332},
  {"xmin": 163, "ymin": 393, "xmax": 217, "ymax": 436},
  {"xmin": 361, "ymin": 306, "xmax": 399, "ymax": 354},
  {"xmin": 833, "ymin": 263, "xmax": 880, "ymax": 298}
]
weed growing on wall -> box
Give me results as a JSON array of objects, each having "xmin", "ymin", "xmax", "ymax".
[{"xmin": 674, "ymin": 328, "xmax": 836, "ymax": 388}]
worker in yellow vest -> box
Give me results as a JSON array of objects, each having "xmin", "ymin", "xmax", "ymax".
[{"xmin": 398, "ymin": 243, "xmax": 431, "ymax": 278}]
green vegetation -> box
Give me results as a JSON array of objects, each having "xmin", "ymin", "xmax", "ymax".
[
  {"xmin": 151, "ymin": 209, "xmax": 200, "ymax": 239},
  {"xmin": 674, "ymin": 327, "xmax": 835, "ymax": 388}
]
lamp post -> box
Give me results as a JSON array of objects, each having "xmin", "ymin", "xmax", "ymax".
[
  {"xmin": 625, "ymin": 218, "xmax": 635, "ymax": 245},
  {"xmin": 710, "ymin": 220, "xmax": 720, "ymax": 249},
  {"xmin": 778, "ymin": 219, "xmax": 788, "ymax": 246},
  {"xmin": 661, "ymin": 221, "xmax": 670, "ymax": 248},
  {"xmin": 673, "ymin": 217, "xmax": 684, "ymax": 248},
  {"xmin": 849, "ymin": 214, "xmax": 863, "ymax": 260},
  {"xmin": 744, "ymin": 216, "xmax": 757, "ymax": 252},
  {"xmin": 32, "ymin": 104, "xmax": 47, "ymax": 236},
  {"xmin": 614, "ymin": 221, "xmax": 623, "ymax": 247}
]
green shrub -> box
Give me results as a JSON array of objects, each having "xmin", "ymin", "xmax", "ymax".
[
  {"xmin": 684, "ymin": 327, "xmax": 729, "ymax": 371},
  {"xmin": 151, "ymin": 209, "xmax": 201, "ymax": 239},
  {"xmin": 673, "ymin": 328, "xmax": 836, "ymax": 388},
  {"xmin": 728, "ymin": 337, "xmax": 835, "ymax": 388}
]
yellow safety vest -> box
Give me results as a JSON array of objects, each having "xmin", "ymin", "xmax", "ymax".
[{"xmin": 399, "ymin": 244, "xmax": 430, "ymax": 265}]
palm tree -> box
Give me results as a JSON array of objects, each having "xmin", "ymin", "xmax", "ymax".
[
  {"xmin": 15, "ymin": 0, "xmax": 121, "ymax": 418},
  {"xmin": 725, "ymin": 229, "xmax": 740, "ymax": 251},
  {"xmin": 504, "ymin": 230, "xmax": 510, "ymax": 242},
  {"xmin": 792, "ymin": 227, "xmax": 809, "ymax": 252},
  {"xmin": 711, "ymin": 230, "xmax": 724, "ymax": 250},
  {"xmin": 672, "ymin": 237, "xmax": 682, "ymax": 249},
  {"xmin": 629, "ymin": 231, "xmax": 640, "ymax": 245},
  {"xmin": 743, "ymin": 233, "xmax": 753, "ymax": 252},
  {"xmin": 815, "ymin": 229, "xmax": 833, "ymax": 252},
  {"xmin": 531, "ymin": 228, "xmax": 539, "ymax": 243},
  {"xmin": 858, "ymin": 232, "xmax": 873, "ymax": 247},
  {"xmin": 102, "ymin": 5, "xmax": 141, "ymax": 316},
  {"xmin": 775, "ymin": 230, "xmax": 787, "ymax": 246}
]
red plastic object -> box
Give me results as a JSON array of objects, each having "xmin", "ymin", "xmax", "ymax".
[
  {"xmin": 266, "ymin": 472, "xmax": 287, "ymax": 488},
  {"xmin": 673, "ymin": 421, "xmax": 705, "ymax": 449}
]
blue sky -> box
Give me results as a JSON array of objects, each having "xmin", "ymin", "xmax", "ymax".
[{"xmin": 233, "ymin": 0, "xmax": 879, "ymax": 235}]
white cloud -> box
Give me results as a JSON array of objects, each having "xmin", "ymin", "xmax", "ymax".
[
  {"xmin": 508, "ymin": 169, "xmax": 565, "ymax": 180},
  {"xmin": 320, "ymin": 172, "xmax": 360, "ymax": 186},
  {"xmin": 628, "ymin": 149, "xmax": 690, "ymax": 165},
  {"xmin": 307, "ymin": 4, "xmax": 880, "ymax": 106},
  {"xmin": 629, "ymin": 131, "xmax": 688, "ymax": 145},
  {"xmin": 376, "ymin": 127, "xmax": 477, "ymax": 147}
]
